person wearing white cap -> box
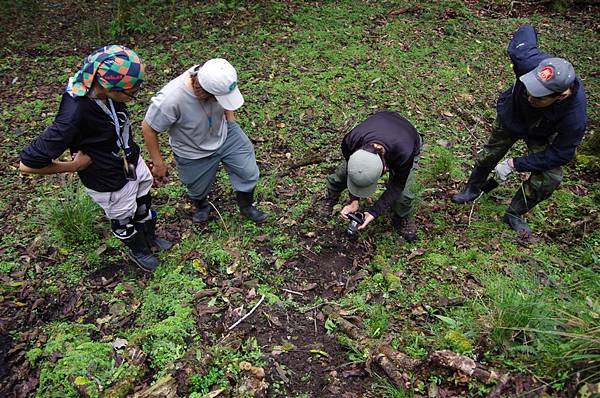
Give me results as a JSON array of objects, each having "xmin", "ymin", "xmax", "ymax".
[
  {"xmin": 323, "ymin": 111, "xmax": 423, "ymax": 242},
  {"xmin": 142, "ymin": 58, "xmax": 268, "ymax": 224},
  {"xmin": 452, "ymin": 24, "xmax": 587, "ymax": 243}
]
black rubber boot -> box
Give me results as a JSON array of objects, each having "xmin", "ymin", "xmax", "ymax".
[
  {"xmin": 192, "ymin": 198, "xmax": 211, "ymax": 224},
  {"xmin": 123, "ymin": 231, "xmax": 160, "ymax": 272},
  {"xmin": 392, "ymin": 215, "xmax": 417, "ymax": 243},
  {"xmin": 451, "ymin": 167, "xmax": 490, "ymax": 204},
  {"xmin": 236, "ymin": 190, "xmax": 268, "ymax": 223},
  {"xmin": 502, "ymin": 212, "xmax": 533, "ymax": 243},
  {"xmin": 144, "ymin": 215, "xmax": 173, "ymax": 251}
]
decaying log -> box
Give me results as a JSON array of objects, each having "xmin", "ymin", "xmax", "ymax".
[{"xmin": 322, "ymin": 306, "xmax": 509, "ymax": 388}]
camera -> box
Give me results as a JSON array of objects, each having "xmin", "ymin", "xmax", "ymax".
[
  {"xmin": 123, "ymin": 160, "xmax": 137, "ymax": 181},
  {"xmin": 346, "ymin": 212, "xmax": 364, "ymax": 236}
]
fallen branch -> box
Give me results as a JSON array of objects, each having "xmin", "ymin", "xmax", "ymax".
[
  {"xmin": 322, "ymin": 306, "xmax": 509, "ymax": 388},
  {"xmin": 228, "ymin": 295, "xmax": 265, "ymax": 331}
]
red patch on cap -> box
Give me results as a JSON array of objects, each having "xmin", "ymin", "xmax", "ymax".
[{"xmin": 537, "ymin": 66, "xmax": 554, "ymax": 81}]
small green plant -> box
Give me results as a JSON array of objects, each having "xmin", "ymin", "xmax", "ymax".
[
  {"xmin": 189, "ymin": 366, "xmax": 227, "ymax": 395},
  {"xmin": 38, "ymin": 182, "xmax": 102, "ymax": 246}
]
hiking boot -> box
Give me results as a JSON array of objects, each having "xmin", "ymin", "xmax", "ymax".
[
  {"xmin": 392, "ymin": 215, "xmax": 417, "ymax": 242},
  {"xmin": 123, "ymin": 231, "xmax": 160, "ymax": 272},
  {"xmin": 144, "ymin": 212, "xmax": 173, "ymax": 251},
  {"xmin": 192, "ymin": 198, "xmax": 211, "ymax": 224},
  {"xmin": 320, "ymin": 191, "xmax": 340, "ymax": 216},
  {"xmin": 451, "ymin": 166, "xmax": 489, "ymax": 204},
  {"xmin": 236, "ymin": 190, "xmax": 268, "ymax": 223}
]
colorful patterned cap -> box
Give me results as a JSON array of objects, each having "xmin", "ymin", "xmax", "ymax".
[{"xmin": 69, "ymin": 45, "xmax": 145, "ymax": 96}]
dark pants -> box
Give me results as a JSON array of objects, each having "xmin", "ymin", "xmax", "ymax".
[
  {"xmin": 325, "ymin": 136, "xmax": 423, "ymax": 218},
  {"xmin": 474, "ymin": 118, "xmax": 563, "ymax": 215}
]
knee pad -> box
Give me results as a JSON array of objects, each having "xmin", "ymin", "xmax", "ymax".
[
  {"xmin": 134, "ymin": 194, "xmax": 152, "ymax": 223},
  {"xmin": 111, "ymin": 218, "xmax": 137, "ymax": 240}
]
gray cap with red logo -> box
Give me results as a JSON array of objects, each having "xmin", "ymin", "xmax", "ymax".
[{"xmin": 519, "ymin": 57, "xmax": 576, "ymax": 97}]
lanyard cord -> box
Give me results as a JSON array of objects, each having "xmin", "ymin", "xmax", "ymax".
[
  {"xmin": 94, "ymin": 98, "xmax": 129, "ymax": 151},
  {"xmin": 94, "ymin": 98, "xmax": 132, "ymax": 170}
]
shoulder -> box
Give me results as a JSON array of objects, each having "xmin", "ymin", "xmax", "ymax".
[{"xmin": 56, "ymin": 92, "xmax": 89, "ymax": 124}]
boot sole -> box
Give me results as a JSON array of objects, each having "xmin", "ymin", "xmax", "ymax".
[{"xmin": 127, "ymin": 251, "xmax": 157, "ymax": 273}]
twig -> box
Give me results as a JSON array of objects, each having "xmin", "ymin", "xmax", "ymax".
[
  {"xmin": 208, "ymin": 200, "xmax": 230, "ymax": 237},
  {"xmin": 281, "ymin": 288, "xmax": 304, "ymax": 296},
  {"xmin": 468, "ymin": 192, "xmax": 484, "ymax": 225},
  {"xmin": 300, "ymin": 301, "xmax": 330, "ymax": 313},
  {"xmin": 313, "ymin": 309, "xmax": 317, "ymax": 335},
  {"xmin": 227, "ymin": 295, "xmax": 265, "ymax": 331}
]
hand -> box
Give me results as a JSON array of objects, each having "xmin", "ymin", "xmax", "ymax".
[
  {"xmin": 150, "ymin": 158, "xmax": 168, "ymax": 179},
  {"xmin": 71, "ymin": 151, "xmax": 92, "ymax": 171},
  {"xmin": 341, "ymin": 200, "xmax": 359, "ymax": 219},
  {"xmin": 357, "ymin": 212, "xmax": 375, "ymax": 230},
  {"xmin": 494, "ymin": 159, "xmax": 514, "ymax": 181}
]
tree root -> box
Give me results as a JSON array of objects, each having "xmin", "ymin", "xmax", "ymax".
[{"xmin": 322, "ymin": 306, "xmax": 509, "ymax": 390}]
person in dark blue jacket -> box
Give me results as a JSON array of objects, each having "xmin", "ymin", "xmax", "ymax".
[
  {"xmin": 452, "ymin": 24, "xmax": 587, "ymax": 241},
  {"xmin": 19, "ymin": 45, "xmax": 172, "ymax": 271}
]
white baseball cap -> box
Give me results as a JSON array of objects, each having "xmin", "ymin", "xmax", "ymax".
[{"xmin": 197, "ymin": 58, "xmax": 244, "ymax": 110}]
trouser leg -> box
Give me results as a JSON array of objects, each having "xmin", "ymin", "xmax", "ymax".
[
  {"xmin": 392, "ymin": 135, "xmax": 423, "ymax": 218},
  {"xmin": 507, "ymin": 137, "xmax": 563, "ymax": 216},
  {"xmin": 453, "ymin": 118, "xmax": 518, "ymax": 203},
  {"xmin": 325, "ymin": 160, "xmax": 349, "ymax": 197}
]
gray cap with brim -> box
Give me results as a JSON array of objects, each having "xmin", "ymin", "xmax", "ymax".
[
  {"xmin": 347, "ymin": 149, "xmax": 383, "ymax": 198},
  {"xmin": 519, "ymin": 57, "xmax": 576, "ymax": 97}
]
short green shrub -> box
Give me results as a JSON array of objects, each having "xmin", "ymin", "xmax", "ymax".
[{"xmin": 38, "ymin": 182, "xmax": 102, "ymax": 246}]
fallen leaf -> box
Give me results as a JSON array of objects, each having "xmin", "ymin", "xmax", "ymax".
[
  {"xmin": 192, "ymin": 259, "xmax": 208, "ymax": 276},
  {"xmin": 310, "ymin": 349, "xmax": 331, "ymax": 358},
  {"xmin": 274, "ymin": 362, "xmax": 289, "ymax": 383},
  {"xmin": 201, "ymin": 389, "xmax": 224, "ymax": 398}
]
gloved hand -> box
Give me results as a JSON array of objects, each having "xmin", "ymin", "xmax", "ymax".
[{"xmin": 494, "ymin": 159, "xmax": 514, "ymax": 181}]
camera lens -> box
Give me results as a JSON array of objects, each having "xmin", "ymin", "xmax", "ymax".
[{"xmin": 346, "ymin": 221, "xmax": 359, "ymax": 236}]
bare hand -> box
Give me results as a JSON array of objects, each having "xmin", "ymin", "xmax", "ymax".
[
  {"xmin": 341, "ymin": 200, "xmax": 359, "ymax": 219},
  {"xmin": 150, "ymin": 159, "xmax": 168, "ymax": 179},
  {"xmin": 357, "ymin": 212, "xmax": 375, "ymax": 230},
  {"xmin": 72, "ymin": 151, "xmax": 92, "ymax": 171}
]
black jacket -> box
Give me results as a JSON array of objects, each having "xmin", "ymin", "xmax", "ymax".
[
  {"xmin": 20, "ymin": 93, "xmax": 140, "ymax": 192},
  {"xmin": 341, "ymin": 111, "xmax": 420, "ymax": 218}
]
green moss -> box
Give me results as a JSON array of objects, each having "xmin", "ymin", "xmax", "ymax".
[{"xmin": 30, "ymin": 323, "xmax": 140, "ymax": 398}]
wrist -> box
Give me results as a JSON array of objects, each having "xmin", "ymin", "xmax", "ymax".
[
  {"xmin": 152, "ymin": 156, "xmax": 165, "ymax": 165},
  {"xmin": 508, "ymin": 158, "xmax": 515, "ymax": 169}
]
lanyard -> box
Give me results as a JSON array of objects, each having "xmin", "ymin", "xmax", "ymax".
[{"xmin": 94, "ymin": 98, "xmax": 130, "ymax": 151}]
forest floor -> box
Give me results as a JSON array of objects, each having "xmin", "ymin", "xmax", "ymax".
[{"xmin": 0, "ymin": 1, "xmax": 599, "ymax": 397}]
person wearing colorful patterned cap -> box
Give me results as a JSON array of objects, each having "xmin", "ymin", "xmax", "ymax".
[
  {"xmin": 142, "ymin": 59, "xmax": 268, "ymax": 224},
  {"xmin": 452, "ymin": 24, "xmax": 587, "ymax": 243},
  {"xmin": 19, "ymin": 45, "xmax": 172, "ymax": 272}
]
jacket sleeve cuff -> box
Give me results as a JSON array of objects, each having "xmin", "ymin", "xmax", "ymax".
[{"xmin": 512, "ymin": 156, "xmax": 527, "ymax": 172}]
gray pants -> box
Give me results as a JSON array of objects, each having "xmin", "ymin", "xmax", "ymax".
[
  {"xmin": 326, "ymin": 135, "xmax": 423, "ymax": 218},
  {"xmin": 174, "ymin": 121, "xmax": 260, "ymax": 201}
]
